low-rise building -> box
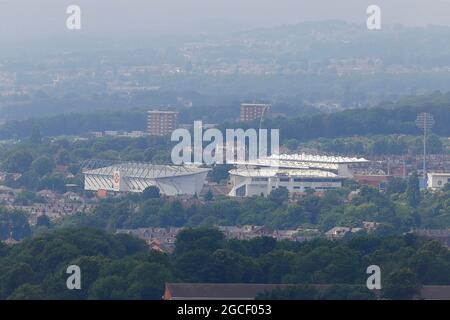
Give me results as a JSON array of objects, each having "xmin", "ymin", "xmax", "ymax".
[
  {"xmin": 427, "ymin": 172, "xmax": 450, "ymax": 190},
  {"xmin": 325, "ymin": 227, "xmax": 363, "ymax": 240}
]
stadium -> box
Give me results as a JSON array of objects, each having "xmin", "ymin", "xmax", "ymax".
[
  {"xmin": 83, "ymin": 161, "xmax": 210, "ymax": 196},
  {"xmin": 228, "ymin": 153, "xmax": 369, "ymax": 197}
]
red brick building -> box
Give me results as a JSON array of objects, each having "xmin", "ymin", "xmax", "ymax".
[
  {"xmin": 147, "ymin": 110, "xmax": 179, "ymax": 136},
  {"xmin": 240, "ymin": 103, "xmax": 270, "ymax": 122}
]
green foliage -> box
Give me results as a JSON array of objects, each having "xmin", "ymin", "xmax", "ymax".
[
  {"xmin": 30, "ymin": 126, "xmax": 42, "ymax": 144},
  {"xmin": 406, "ymin": 172, "xmax": 421, "ymax": 208},
  {"xmin": 209, "ymin": 165, "xmax": 232, "ymax": 183},
  {"xmin": 0, "ymin": 227, "xmax": 449, "ymax": 300},
  {"xmin": 383, "ymin": 268, "xmax": 421, "ymax": 300},
  {"xmin": 269, "ymin": 187, "xmax": 289, "ymax": 205},
  {"xmin": 36, "ymin": 215, "xmax": 52, "ymax": 228},
  {"xmin": 59, "ymin": 179, "xmax": 450, "ymax": 233},
  {"xmin": 142, "ymin": 186, "xmax": 161, "ymax": 200},
  {"xmin": 387, "ymin": 178, "xmax": 408, "ymax": 195},
  {"xmin": 0, "ymin": 228, "xmax": 170, "ymax": 300},
  {"xmin": 2, "ymin": 150, "xmax": 33, "ymax": 173},
  {"xmin": 264, "ymin": 100, "xmax": 450, "ymax": 143},
  {"xmin": 204, "ymin": 190, "xmax": 214, "ymax": 201},
  {"xmin": 14, "ymin": 191, "xmax": 45, "ymax": 206},
  {"xmin": 0, "ymin": 208, "xmax": 32, "ymax": 240},
  {"xmin": 31, "ymin": 156, "xmax": 55, "ymax": 177}
]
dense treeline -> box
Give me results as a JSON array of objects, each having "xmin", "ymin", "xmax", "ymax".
[
  {"xmin": 266, "ymin": 97, "xmax": 450, "ymax": 142},
  {"xmin": 0, "ymin": 228, "xmax": 449, "ymax": 300},
  {"xmin": 59, "ymin": 179, "xmax": 450, "ymax": 231},
  {"xmin": 2, "ymin": 92, "xmax": 450, "ymax": 142},
  {"xmin": 0, "ymin": 208, "xmax": 32, "ymax": 241},
  {"xmin": 292, "ymin": 134, "xmax": 448, "ymax": 156},
  {"xmin": 0, "ymin": 102, "xmax": 318, "ymax": 140},
  {"xmin": 0, "ymin": 110, "xmax": 148, "ymax": 140},
  {"xmin": 220, "ymin": 92, "xmax": 450, "ymax": 144}
]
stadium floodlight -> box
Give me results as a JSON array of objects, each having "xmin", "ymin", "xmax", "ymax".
[{"xmin": 415, "ymin": 112, "xmax": 435, "ymax": 180}]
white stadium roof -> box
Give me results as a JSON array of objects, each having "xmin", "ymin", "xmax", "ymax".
[
  {"xmin": 84, "ymin": 163, "xmax": 209, "ymax": 179},
  {"xmin": 269, "ymin": 153, "xmax": 369, "ymax": 164},
  {"xmin": 229, "ymin": 168, "xmax": 340, "ymax": 178},
  {"xmin": 229, "ymin": 153, "xmax": 368, "ymax": 171}
]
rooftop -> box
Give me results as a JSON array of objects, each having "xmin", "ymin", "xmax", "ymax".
[
  {"xmin": 147, "ymin": 110, "xmax": 179, "ymax": 114},
  {"xmin": 164, "ymin": 283, "xmax": 450, "ymax": 300},
  {"xmin": 241, "ymin": 103, "xmax": 271, "ymax": 107},
  {"xmin": 84, "ymin": 163, "xmax": 209, "ymax": 179},
  {"xmin": 228, "ymin": 153, "xmax": 369, "ymax": 171},
  {"xmin": 428, "ymin": 172, "xmax": 450, "ymax": 176},
  {"xmin": 271, "ymin": 153, "xmax": 369, "ymax": 164},
  {"xmin": 229, "ymin": 167, "xmax": 340, "ymax": 178}
]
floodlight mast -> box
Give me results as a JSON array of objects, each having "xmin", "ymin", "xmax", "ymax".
[{"xmin": 415, "ymin": 112, "xmax": 435, "ymax": 182}]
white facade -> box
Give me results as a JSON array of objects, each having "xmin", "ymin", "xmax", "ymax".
[
  {"xmin": 228, "ymin": 153, "xmax": 367, "ymax": 197},
  {"xmin": 84, "ymin": 163, "xmax": 209, "ymax": 196},
  {"xmin": 229, "ymin": 168, "xmax": 343, "ymax": 197},
  {"xmin": 427, "ymin": 172, "xmax": 450, "ymax": 190}
]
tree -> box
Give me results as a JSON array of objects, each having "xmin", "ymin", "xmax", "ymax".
[
  {"xmin": 31, "ymin": 156, "xmax": 55, "ymax": 177},
  {"xmin": 142, "ymin": 186, "xmax": 160, "ymax": 200},
  {"xmin": 30, "ymin": 125, "xmax": 42, "ymax": 144},
  {"xmin": 174, "ymin": 228, "xmax": 225, "ymax": 256},
  {"xmin": 383, "ymin": 268, "xmax": 421, "ymax": 300},
  {"xmin": 56, "ymin": 150, "xmax": 71, "ymax": 165},
  {"xmin": 88, "ymin": 276, "xmax": 128, "ymax": 300},
  {"xmin": 7, "ymin": 284, "xmax": 45, "ymax": 300},
  {"xmin": 406, "ymin": 172, "xmax": 421, "ymax": 207},
  {"xmin": 0, "ymin": 209, "xmax": 32, "ymax": 240},
  {"xmin": 209, "ymin": 164, "xmax": 232, "ymax": 183},
  {"xmin": 269, "ymin": 187, "xmax": 289, "ymax": 205},
  {"xmin": 126, "ymin": 262, "xmax": 172, "ymax": 299},
  {"xmin": 426, "ymin": 134, "xmax": 443, "ymax": 154},
  {"xmin": 387, "ymin": 177, "xmax": 407, "ymax": 195},
  {"xmin": 442, "ymin": 183, "xmax": 450, "ymax": 193},
  {"xmin": 2, "ymin": 150, "xmax": 33, "ymax": 173},
  {"xmin": 3, "ymin": 263, "xmax": 35, "ymax": 297},
  {"xmin": 38, "ymin": 174, "xmax": 66, "ymax": 193},
  {"xmin": 204, "ymin": 190, "xmax": 214, "ymax": 201},
  {"xmin": 36, "ymin": 215, "xmax": 52, "ymax": 228}
]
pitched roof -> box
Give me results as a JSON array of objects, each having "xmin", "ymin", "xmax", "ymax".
[
  {"xmin": 165, "ymin": 283, "xmax": 291, "ymax": 300},
  {"xmin": 419, "ymin": 286, "xmax": 450, "ymax": 300},
  {"xmin": 164, "ymin": 283, "xmax": 450, "ymax": 300}
]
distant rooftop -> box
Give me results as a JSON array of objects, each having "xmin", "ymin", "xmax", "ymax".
[
  {"xmin": 230, "ymin": 167, "xmax": 340, "ymax": 178},
  {"xmin": 272, "ymin": 153, "xmax": 369, "ymax": 164},
  {"xmin": 428, "ymin": 172, "xmax": 450, "ymax": 176},
  {"xmin": 84, "ymin": 163, "xmax": 209, "ymax": 179},
  {"xmin": 147, "ymin": 110, "xmax": 179, "ymax": 114},
  {"xmin": 229, "ymin": 153, "xmax": 369, "ymax": 171}
]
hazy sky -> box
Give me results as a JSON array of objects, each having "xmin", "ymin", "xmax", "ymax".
[{"xmin": 1, "ymin": 0, "xmax": 450, "ymax": 43}]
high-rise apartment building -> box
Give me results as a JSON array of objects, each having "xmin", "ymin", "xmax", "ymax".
[
  {"xmin": 147, "ymin": 111, "xmax": 179, "ymax": 136},
  {"xmin": 240, "ymin": 103, "xmax": 271, "ymax": 122}
]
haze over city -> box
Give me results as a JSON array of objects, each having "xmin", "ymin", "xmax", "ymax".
[
  {"xmin": 1, "ymin": 0, "xmax": 450, "ymax": 44},
  {"xmin": 0, "ymin": 0, "xmax": 450, "ymax": 304}
]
